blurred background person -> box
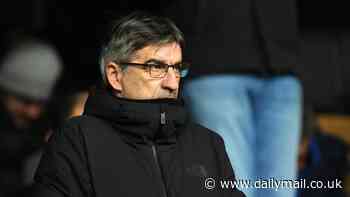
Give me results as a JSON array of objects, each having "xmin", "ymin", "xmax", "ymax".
[
  {"xmin": 297, "ymin": 104, "xmax": 349, "ymax": 197},
  {"xmin": 0, "ymin": 36, "xmax": 62, "ymax": 196}
]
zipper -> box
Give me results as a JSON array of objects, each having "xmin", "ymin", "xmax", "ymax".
[
  {"xmin": 149, "ymin": 109, "xmax": 168, "ymax": 197},
  {"xmin": 161, "ymin": 112, "xmax": 166, "ymax": 125},
  {"xmin": 151, "ymin": 143, "xmax": 168, "ymax": 197}
]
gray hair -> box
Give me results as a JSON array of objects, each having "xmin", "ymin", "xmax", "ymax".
[{"xmin": 99, "ymin": 11, "xmax": 185, "ymax": 85}]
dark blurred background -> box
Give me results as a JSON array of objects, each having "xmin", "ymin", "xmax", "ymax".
[
  {"xmin": 1, "ymin": 0, "xmax": 350, "ymax": 113},
  {"xmin": 0, "ymin": 0, "xmax": 168, "ymax": 95},
  {"xmin": 2, "ymin": 0, "xmax": 350, "ymax": 142}
]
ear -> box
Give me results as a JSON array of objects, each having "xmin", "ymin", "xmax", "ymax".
[{"xmin": 106, "ymin": 62, "xmax": 124, "ymax": 92}]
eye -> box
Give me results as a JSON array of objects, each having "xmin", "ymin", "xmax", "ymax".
[
  {"xmin": 146, "ymin": 63, "xmax": 166, "ymax": 71},
  {"xmin": 150, "ymin": 64, "xmax": 164, "ymax": 69}
]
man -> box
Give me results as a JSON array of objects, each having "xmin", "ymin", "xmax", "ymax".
[
  {"xmin": 34, "ymin": 12, "xmax": 245, "ymax": 197},
  {"xmin": 0, "ymin": 38, "xmax": 62, "ymax": 196}
]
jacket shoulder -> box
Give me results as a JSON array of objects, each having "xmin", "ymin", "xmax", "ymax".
[
  {"xmin": 186, "ymin": 122, "xmax": 225, "ymax": 146},
  {"xmin": 35, "ymin": 116, "xmax": 95, "ymax": 197},
  {"xmin": 61, "ymin": 115, "xmax": 99, "ymax": 128},
  {"xmin": 58, "ymin": 115, "xmax": 106, "ymax": 135}
]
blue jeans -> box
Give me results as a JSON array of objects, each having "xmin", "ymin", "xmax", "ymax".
[{"xmin": 183, "ymin": 75, "xmax": 302, "ymax": 197}]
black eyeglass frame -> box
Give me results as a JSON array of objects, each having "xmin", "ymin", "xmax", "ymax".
[{"xmin": 113, "ymin": 61, "xmax": 190, "ymax": 78}]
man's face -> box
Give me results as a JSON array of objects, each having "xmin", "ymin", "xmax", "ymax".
[
  {"xmin": 3, "ymin": 94, "xmax": 45, "ymax": 129},
  {"xmin": 113, "ymin": 42, "xmax": 182, "ymax": 100}
]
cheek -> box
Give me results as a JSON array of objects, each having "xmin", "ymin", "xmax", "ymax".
[
  {"xmin": 133, "ymin": 79, "xmax": 164, "ymax": 98},
  {"xmin": 121, "ymin": 74, "xmax": 152, "ymax": 96},
  {"xmin": 135, "ymin": 79, "xmax": 162, "ymax": 94},
  {"xmin": 121, "ymin": 76, "xmax": 139, "ymax": 92},
  {"xmin": 120, "ymin": 69, "xmax": 167, "ymax": 99},
  {"xmin": 147, "ymin": 80, "xmax": 163, "ymax": 92}
]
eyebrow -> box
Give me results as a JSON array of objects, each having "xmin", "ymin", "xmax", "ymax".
[{"xmin": 144, "ymin": 59, "xmax": 182, "ymax": 65}]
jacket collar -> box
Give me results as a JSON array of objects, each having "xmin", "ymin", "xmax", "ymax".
[{"xmin": 83, "ymin": 87, "xmax": 188, "ymax": 144}]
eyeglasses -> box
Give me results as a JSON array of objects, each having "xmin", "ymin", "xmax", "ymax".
[{"xmin": 115, "ymin": 61, "xmax": 190, "ymax": 78}]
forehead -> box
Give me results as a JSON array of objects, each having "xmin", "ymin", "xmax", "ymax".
[{"xmin": 131, "ymin": 42, "xmax": 182, "ymax": 64}]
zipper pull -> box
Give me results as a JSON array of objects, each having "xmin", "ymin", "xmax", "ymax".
[{"xmin": 161, "ymin": 112, "xmax": 166, "ymax": 125}]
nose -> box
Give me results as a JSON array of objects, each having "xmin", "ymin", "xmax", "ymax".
[{"xmin": 161, "ymin": 67, "xmax": 180, "ymax": 91}]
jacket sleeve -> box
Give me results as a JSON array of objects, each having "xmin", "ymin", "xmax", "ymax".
[
  {"xmin": 211, "ymin": 133, "xmax": 246, "ymax": 197},
  {"xmin": 33, "ymin": 118, "xmax": 93, "ymax": 197}
]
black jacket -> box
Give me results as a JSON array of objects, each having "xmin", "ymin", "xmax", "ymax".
[{"xmin": 34, "ymin": 88, "xmax": 245, "ymax": 197}]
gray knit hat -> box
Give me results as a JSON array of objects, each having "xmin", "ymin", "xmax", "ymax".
[{"xmin": 0, "ymin": 41, "xmax": 62, "ymax": 101}]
